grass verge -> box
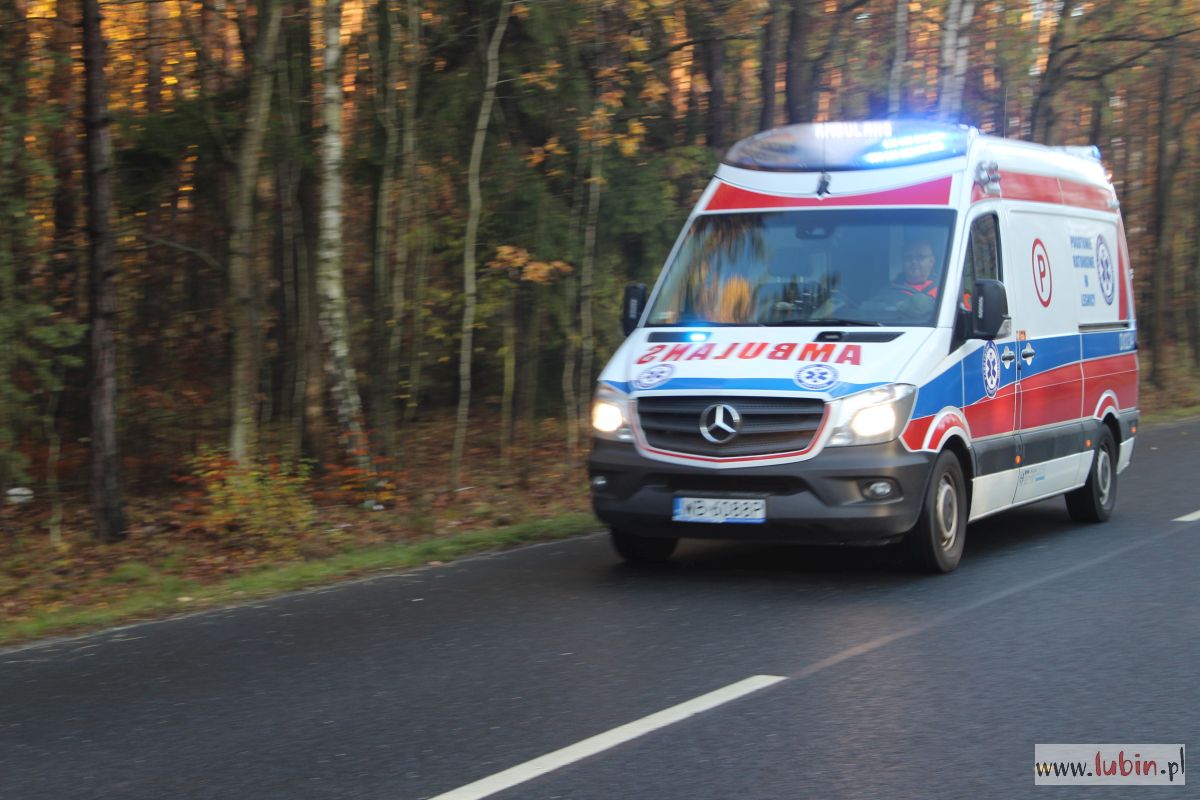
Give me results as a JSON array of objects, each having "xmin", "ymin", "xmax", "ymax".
[{"xmin": 0, "ymin": 512, "xmax": 600, "ymax": 648}]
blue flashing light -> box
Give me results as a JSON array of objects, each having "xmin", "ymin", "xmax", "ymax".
[
  {"xmin": 688, "ymin": 331, "xmax": 711, "ymax": 342},
  {"xmin": 724, "ymin": 120, "xmax": 971, "ymax": 172}
]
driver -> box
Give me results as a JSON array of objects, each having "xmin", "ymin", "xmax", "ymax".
[{"xmin": 894, "ymin": 239, "xmax": 940, "ymax": 299}]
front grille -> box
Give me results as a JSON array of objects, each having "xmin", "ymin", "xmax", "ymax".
[{"xmin": 636, "ymin": 395, "xmax": 826, "ymax": 458}]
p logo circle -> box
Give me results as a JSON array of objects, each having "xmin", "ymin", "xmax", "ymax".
[{"xmin": 1031, "ymin": 239, "xmax": 1052, "ymax": 308}]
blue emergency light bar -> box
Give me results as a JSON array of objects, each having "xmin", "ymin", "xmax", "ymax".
[{"xmin": 724, "ymin": 120, "xmax": 973, "ymax": 172}]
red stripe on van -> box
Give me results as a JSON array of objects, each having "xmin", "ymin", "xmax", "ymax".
[
  {"xmin": 998, "ymin": 171, "xmax": 1063, "ymax": 205},
  {"xmin": 1058, "ymin": 179, "xmax": 1115, "ymax": 213},
  {"xmin": 983, "ymin": 170, "xmax": 1116, "ymax": 214},
  {"xmin": 1082, "ymin": 352, "xmax": 1139, "ymax": 412},
  {"xmin": 1018, "ymin": 363, "xmax": 1084, "ymax": 429},
  {"xmin": 705, "ymin": 176, "xmax": 953, "ymax": 211},
  {"xmin": 963, "ymin": 384, "xmax": 1017, "ymax": 439}
]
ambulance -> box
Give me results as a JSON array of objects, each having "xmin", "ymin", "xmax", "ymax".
[{"xmin": 588, "ymin": 120, "xmax": 1138, "ymax": 572}]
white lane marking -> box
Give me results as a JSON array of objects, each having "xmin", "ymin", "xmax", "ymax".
[
  {"xmin": 427, "ymin": 674, "xmax": 786, "ymax": 800},
  {"xmin": 1174, "ymin": 509, "xmax": 1200, "ymax": 522}
]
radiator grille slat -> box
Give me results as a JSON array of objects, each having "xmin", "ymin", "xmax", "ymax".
[{"xmin": 637, "ymin": 395, "xmax": 826, "ymax": 457}]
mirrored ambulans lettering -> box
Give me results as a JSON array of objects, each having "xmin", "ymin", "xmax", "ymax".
[{"xmin": 636, "ymin": 342, "xmax": 863, "ymax": 365}]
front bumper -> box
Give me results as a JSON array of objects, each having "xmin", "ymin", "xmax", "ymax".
[{"xmin": 589, "ymin": 439, "xmax": 936, "ymax": 546}]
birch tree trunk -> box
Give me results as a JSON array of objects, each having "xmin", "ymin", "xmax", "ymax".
[
  {"xmin": 450, "ymin": 0, "xmax": 513, "ymax": 489},
  {"xmin": 369, "ymin": 0, "xmax": 400, "ymax": 461},
  {"xmin": 228, "ymin": 0, "xmax": 282, "ymax": 463},
  {"xmin": 317, "ymin": 0, "xmax": 372, "ymax": 474},
  {"xmin": 82, "ymin": 0, "xmax": 126, "ymax": 541},
  {"xmin": 936, "ymin": 0, "xmax": 976, "ymax": 121},
  {"xmin": 887, "ymin": 0, "xmax": 907, "ymax": 116}
]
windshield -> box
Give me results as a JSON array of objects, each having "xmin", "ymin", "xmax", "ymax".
[{"xmin": 646, "ymin": 209, "xmax": 957, "ymax": 327}]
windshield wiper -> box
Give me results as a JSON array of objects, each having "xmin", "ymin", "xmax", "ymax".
[{"xmin": 766, "ymin": 317, "xmax": 884, "ymax": 327}]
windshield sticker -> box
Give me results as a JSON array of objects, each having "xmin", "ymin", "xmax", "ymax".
[
  {"xmin": 634, "ymin": 364, "xmax": 674, "ymax": 390},
  {"xmin": 983, "ymin": 341, "xmax": 1001, "ymax": 399},
  {"xmin": 795, "ymin": 365, "xmax": 839, "ymax": 390},
  {"xmin": 636, "ymin": 342, "xmax": 863, "ymax": 365}
]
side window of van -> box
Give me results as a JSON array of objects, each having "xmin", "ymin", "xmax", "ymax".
[{"xmin": 961, "ymin": 214, "xmax": 1001, "ymax": 310}]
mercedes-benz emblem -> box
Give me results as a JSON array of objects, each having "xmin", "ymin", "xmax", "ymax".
[{"xmin": 700, "ymin": 403, "xmax": 741, "ymax": 444}]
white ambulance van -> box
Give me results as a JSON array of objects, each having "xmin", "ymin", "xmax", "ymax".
[{"xmin": 588, "ymin": 120, "xmax": 1138, "ymax": 572}]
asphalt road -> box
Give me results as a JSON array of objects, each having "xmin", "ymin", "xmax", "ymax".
[{"xmin": 3, "ymin": 417, "xmax": 1200, "ymax": 799}]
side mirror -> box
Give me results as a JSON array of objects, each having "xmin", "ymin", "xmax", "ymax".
[
  {"xmin": 972, "ymin": 279, "xmax": 1009, "ymax": 339},
  {"xmin": 621, "ymin": 283, "xmax": 647, "ymax": 336}
]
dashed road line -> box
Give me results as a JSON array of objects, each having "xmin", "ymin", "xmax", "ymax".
[{"xmin": 427, "ymin": 674, "xmax": 786, "ymax": 800}]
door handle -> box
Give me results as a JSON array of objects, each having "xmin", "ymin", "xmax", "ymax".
[
  {"xmin": 1001, "ymin": 349, "xmax": 1016, "ymax": 365},
  {"xmin": 1021, "ymin": 344, "xmax": 1036, "ymax": 365}
]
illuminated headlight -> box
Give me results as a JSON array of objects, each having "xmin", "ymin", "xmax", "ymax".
[
  {"xmin": 826, "ymin": 384, "xmax": 916, "ymax": 447},
  {"xmin": 592, "ymin": 384, "xmax": 633, "ymax": 442}
]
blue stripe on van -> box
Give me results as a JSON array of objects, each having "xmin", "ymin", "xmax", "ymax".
[{"xmin": 604, "ymin": 378, "xmax": 885, "ymax": 398}]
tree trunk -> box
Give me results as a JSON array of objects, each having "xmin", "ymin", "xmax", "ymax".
[
  {"xmin": 404, "ymin": 192, "xmax": 429, "ymax": 424},
  {"xmin": 500, "ymin": 290, "xmax": 516, "ymax": 473},
  {"xmin": 228, "ymin": 0, "xmax": 283, "ymax": 463},
  {"xmin": 51, "ymin": 0, "xmax": 78, "ymax": 287},
  {"xmin": 887, "ymin": 0, "xmax": 907, "ymax": 116},
  {"xmin": 393, "ymin": 0, "xmax": 422, "ymax": 434},
  {"xmin": 368, "ymin": 0, "xmax": 400, "ymax": 462},
  {"xmin": 703, "ymin": 35, "xmax": 727, "ymax": 150},
  {"xmin": 450, "ymin": 0, "xmax": 513, "ymax": 489},
  {"xmin": 784, "ymin": 0, "xmax": 810, "ymax": 123},
  {"xmin": 145, "ymin": 0, "xmax": 164, "ymax": 112},
  {"xmin": 936, "ymin": 0, "xmax": 976, "ymax": 121},
  {"xmin": 82, "ymin": 0, "xmax": 126, "ymax": 541},
  {"xmin": 1149, "ymin": 38, "xmax": 1181, "ymax": 389},
  {"xmin": 758, "ymin": 1, "xmax": 780, "ymax": 131},
  {"xmin": 317, "ymin": 0, "xmax": 372, "ymax": 474},
  {"xmin": 577, "ymin": 143, "xmax": 601, "ymax": 455},
  {"xmin": 519, "ymin": 285, "xmax": 541, "ymax": 488},
  {"xmin": 1028, "ymin": 0, "xmax": 1071, "ymax": 142}
]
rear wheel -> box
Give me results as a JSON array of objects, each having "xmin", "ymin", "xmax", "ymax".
[
  {"xmin": 1065, "ymin": 426, "xmax": 1117, "ymax": 522},
  {"xmin": 610, "ymin": 529, "xmax": 678, "ymax": 564},
  {"xmin": 904, "ymin": 450, "xmax": 967, "ymax": 573}
]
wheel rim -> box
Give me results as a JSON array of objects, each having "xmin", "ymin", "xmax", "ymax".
[
  {"xmin": 935, "ymin": 474, "xmax": 959, "ymax": 552},
  {"xmin": 1096, "ymin": 446, "xmax": 1113, "ymax": 507}
]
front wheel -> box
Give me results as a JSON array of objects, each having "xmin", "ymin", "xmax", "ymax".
[
  {"xmin": 610, "ymin": 529, "xmax": 678, "ymax": 564},
  {"xmin": 904, "ymin": 450, "xmax": 968, "ymax": 573},
  {"xmin": 1065, "ymin": 426, "xmax": 1117, "ymax": 522}
]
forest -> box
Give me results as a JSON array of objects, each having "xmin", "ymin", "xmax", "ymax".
[{"xmin": 1, "ymin": 0, "xmax": 1199, "ymax": 605}]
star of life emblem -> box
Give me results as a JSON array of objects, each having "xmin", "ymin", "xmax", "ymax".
[
  {"xmin": 1096, "ymin": 235, "xmax": 1115, "ymax": 306},
  {"xmin": 983, "ymin": 341, "xmax": 1001, "ymax": 399},
  {"xmin": 795, "ymin": 364, "xmax": 838, "ymax": 391},
  {"xmin": 634, "ymin": 364, "xmax": 674, "ymax": 390}
]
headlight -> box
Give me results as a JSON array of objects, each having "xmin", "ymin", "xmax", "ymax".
[
  {"xmin": 826, "ymin": 384, "xmax": 916, "ymax": 447},
  {"xmin": 592, "ymin": 383, "xmax": 633, "ymax": 442}
]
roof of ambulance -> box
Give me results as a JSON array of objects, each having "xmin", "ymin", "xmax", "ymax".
[{"xmin": 716, "ymin": 120, "xmax": 1111, "ymax": 191}]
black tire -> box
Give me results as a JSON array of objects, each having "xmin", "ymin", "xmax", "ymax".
[
  {"xmin": 610, "ymin": 529, "xmax": 678, "ymax": 564},
  {"xmin": 904, "ymin": 450, "xmax": 968, "ymax": 573},
  {"xmin": 1065, "ymin": 426, "xmax": 1117, "ymax": 523}
]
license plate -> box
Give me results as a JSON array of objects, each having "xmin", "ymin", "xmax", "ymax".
[{"xmin": 672, "ymin": 497, "xmax": 766, "ymax": 524}]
